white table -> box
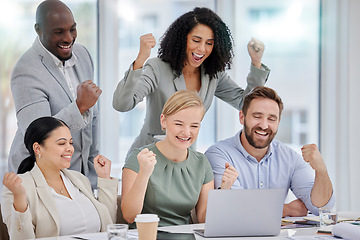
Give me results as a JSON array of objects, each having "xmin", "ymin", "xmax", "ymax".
[{"xmin": 34, "ymin": 224, "xmax": 333, "ymax": 240}]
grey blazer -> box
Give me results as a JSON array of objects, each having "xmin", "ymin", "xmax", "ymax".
[
  {"xmin": 113, "ymin": 57, "xmax": 270, "ymax": 156},
  {"xmin": 8, "ymin": 38, "xmax": 99, "ymax": 187},
  {"xmin": 1, "ymin": 164, "xmax": 118, "ymax": 239}
]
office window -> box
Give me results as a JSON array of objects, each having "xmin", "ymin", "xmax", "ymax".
[
  {"xmin": 230, "ymin": 0, "xmax": 320, "ymax": 151},
  {"xmin": 224, "ymin": 0, "xmax": 320, "ymax": 202}
]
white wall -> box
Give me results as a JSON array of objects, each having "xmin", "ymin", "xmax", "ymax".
[
  {"xmin": 321, "ymin": 0, "xmax": 360, "ymax": 211},
  {"xmin": 347, "ymin": 0, "xmax": 360, "ymax": 212},
  {"xmin": 98, "ymin": 0, "xmax": 120, "ymax": 165}
]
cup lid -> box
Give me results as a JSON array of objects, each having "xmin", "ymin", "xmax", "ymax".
[{"xmin": 135, "ymin": 214, "xmax": 160, "ymax": 222}]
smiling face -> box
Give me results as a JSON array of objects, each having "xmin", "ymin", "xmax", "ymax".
[
  {"xmin": 240, "ymin": 98, "xmax": 280, "ymax": 150},
  {"xmin": 185, "ymin": 24, "xmax": 214, "ymax": 69},
  {"xmin": 160, "ymin": 106, "xmax": 203, "ymax": 150},
  {"xmin": 35, "ymin": 126, "xmax": 74, "ymax": 170},
  {"xmin": 35, "ymin": 6, "xmax": 77, "ymax": 62}
]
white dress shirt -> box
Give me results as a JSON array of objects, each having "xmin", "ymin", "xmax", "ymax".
[
  {"xmin": 50, "ymin": 172, "xmax": 101, "ymax": 235},
  {"xmin": 37, "ymin": 37, "xmax": 90, "ymax": 123}
]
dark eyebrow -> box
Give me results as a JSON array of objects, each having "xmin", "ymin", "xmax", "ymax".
[
  {"xmin": 192, "ymin": 35, "xmax": 215, "ymax": 41},
  {"xmin": 53, "ymin": 23, "xmax": 76, "ymax": 31},
  {"xmin": 252, "ymin": 112, "xmax": 278, "ymax": 119},
  {"xmin": 56, "ymin": 138, "xmax": 73, "ymax": 142},
  {"xmin": 269, "ymin": 114, "xmax": 278, "ymax": 119},
  {"xmin": 56, "ymin": 138, "xmax": 67, "ymax": 142}
]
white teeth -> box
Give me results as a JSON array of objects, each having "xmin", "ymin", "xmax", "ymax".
[
  {"xmin": 193, "ymin": 53, "xmax": 204, "ymax": 58},
  {"xmin": 178, "ymin": 137, "xmax": 190, "ymax": 141},
  {"xmin": 63, "ymin": 156, "xmax": 71, "ymax": 159},
  {"xmin": 255, "ymin": 131, "xmax": 267, "ymax": 136},
  {"xmin": 59, "ymin": 44, "xmax": 72, "ymax": 49}
]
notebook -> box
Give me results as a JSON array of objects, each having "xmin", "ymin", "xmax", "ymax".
[{"xmin": 194, "ymin": 188, "xmax": 286, "ymax": 238}]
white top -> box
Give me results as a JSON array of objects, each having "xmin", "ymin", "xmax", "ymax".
[
  {"xmin": 50, "ymin": 171, "xmax": 101, "ymax": 236},
  {"xmin": 37, "ymin": 36, "xmax": 79, "ymax": 99}
]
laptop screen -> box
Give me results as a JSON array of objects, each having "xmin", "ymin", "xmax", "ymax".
[{"xmin": 200, "ymin": 188, "xmax": 286, "ymax": 237}]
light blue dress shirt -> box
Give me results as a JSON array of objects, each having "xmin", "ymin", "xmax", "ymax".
[{"xmin": 205, "ymin": 131, "xmax": 335, "ymax": 215}]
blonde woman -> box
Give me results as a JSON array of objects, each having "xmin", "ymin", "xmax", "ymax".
[{"xmin": 121, "ymin": 90, "xmax": 237, "ymax": 227}]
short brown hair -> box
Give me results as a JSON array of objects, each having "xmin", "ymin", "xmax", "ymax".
[
  {"xmin": 162, "ymin": 90, "xmax": 205, "ymax": 119},
  {"xmin": 242, "ymin": 86, "xmax": 284, "ymax": 116}
]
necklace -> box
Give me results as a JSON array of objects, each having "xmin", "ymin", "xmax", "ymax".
[{"xmin": 47, "ymin": 181, "xmax": 65, "ymax": 195}]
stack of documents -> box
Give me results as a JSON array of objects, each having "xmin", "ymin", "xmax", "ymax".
[
  {"xmin": 303, "ymin": 211, "xmax": 360, "ymax": 223},
  {"xmin": 282, "ymin": 215, "xmax": 319, "ymax": 229}
]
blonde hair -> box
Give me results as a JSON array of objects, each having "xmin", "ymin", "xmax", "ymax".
[{"xmin": 162, "ymin": 90, "xmax": 205, "ymax": 119}]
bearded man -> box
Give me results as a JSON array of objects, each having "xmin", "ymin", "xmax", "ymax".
[{"xmin": 205, "ymin": 86, "xmax": 334, "ymax": 217}]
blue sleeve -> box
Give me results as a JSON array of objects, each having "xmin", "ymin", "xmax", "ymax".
[
  {"xmin": 205, "ymin": 144, "xmax": 242, "ymax": 189},
  {"xmin": 290, "ymin": 154, "xmax": 335, "ymax": 215}
]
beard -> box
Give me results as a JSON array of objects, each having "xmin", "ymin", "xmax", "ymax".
[
  {"xmin": 58, "ymin": 53, "xmax": 73, "ymax": 62},
  {"xmin": 243, "ymin": 120, "xmax": 277, "ymax": 149}
]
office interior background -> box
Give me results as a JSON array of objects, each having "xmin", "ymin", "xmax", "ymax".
[{"xmin": 0, "ymin": 0, "xmax": 359, "ymax": 212}]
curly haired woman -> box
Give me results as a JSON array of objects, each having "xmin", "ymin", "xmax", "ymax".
[{"xmin": 113, "ymin": 7, "xmax": 270, "ymax": 157}]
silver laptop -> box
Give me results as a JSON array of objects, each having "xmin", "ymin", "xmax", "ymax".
[{"xmin": 194, "ymin": 188, "xmax": 286, "ymax": 238}]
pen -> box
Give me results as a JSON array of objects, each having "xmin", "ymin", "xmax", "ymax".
[{"xmin": 71, "ymin": 236, "xmax": 89, "ymax": 240}]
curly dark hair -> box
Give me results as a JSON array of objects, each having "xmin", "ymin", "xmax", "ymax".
[{"xmin": 158, "ymin": 7, "xmax": 234, "ymax": 80}]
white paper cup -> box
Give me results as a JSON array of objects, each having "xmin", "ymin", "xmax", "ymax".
[
  {"xmin": 135, "ymin": 214, "xmax": 160, "ymax": 240},
  {"xmin": 107, "ymin": 224, "xmax": 128, "ymax": 240}
]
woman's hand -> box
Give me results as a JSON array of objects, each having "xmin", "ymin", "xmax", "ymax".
[
  {"xmin": 3, "ymin": 172, "xmax": 26, "ymax": 196},
  {"xmin": 94, "ymin": 155, "xmax": 111, "ymax": 179},
  {"xmin": 220, "ymin": 162, "xmax": 238, "ymax": 189},
  {"xmin": 134, "ymin": 33, "xmax": 156, "ymax": 70},
  {"xmin": 3, "ymin": 172, "xmax": 28, "ymax": 212},
  {"xmin": 247, "ymin": 37, "xmax": 265, "ymax": 69},
  {"xmin": 137, "ymin": 148, "xmax": 157, "ymax": 178}
]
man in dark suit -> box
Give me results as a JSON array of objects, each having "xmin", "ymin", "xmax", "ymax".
[{"xmin": 8, "ymin": 0, "xmax": 101, "ymax": 188}]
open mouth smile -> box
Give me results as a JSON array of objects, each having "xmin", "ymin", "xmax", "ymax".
[
  {"xmin": 254, "ymin": 129, "xmax": 272, "ymax": 139},
  {"xmin": 176, "ymin": 136, "xmax": 191, "ymax": 141},
  {"xmin": 192, "ymin": 53, "xmax": 204, "ymax": 62},
  {"xmin": 59, "ymin": 43, "xmax": 73, "ymax": 49},
  {"xmin": 255, "ymin": 130, "xmax": 268, "ymax": 136},
  {"xmin": 62, "ymin": 155, "xmax": 72, "ymax": 161}
]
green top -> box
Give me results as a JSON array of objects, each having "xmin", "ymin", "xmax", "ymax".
[{"xmin": 124, "ymin": 142, "xmax": 214, "ymax": 227}]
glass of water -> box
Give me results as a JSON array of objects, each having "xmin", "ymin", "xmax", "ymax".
[
  {"xmin": 107, "ymin": 224, "xmax": 128, "ymax": 240},
  {"xmin": 319, "ymin": 207, "xmax": 338, "ymax": 227}
]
